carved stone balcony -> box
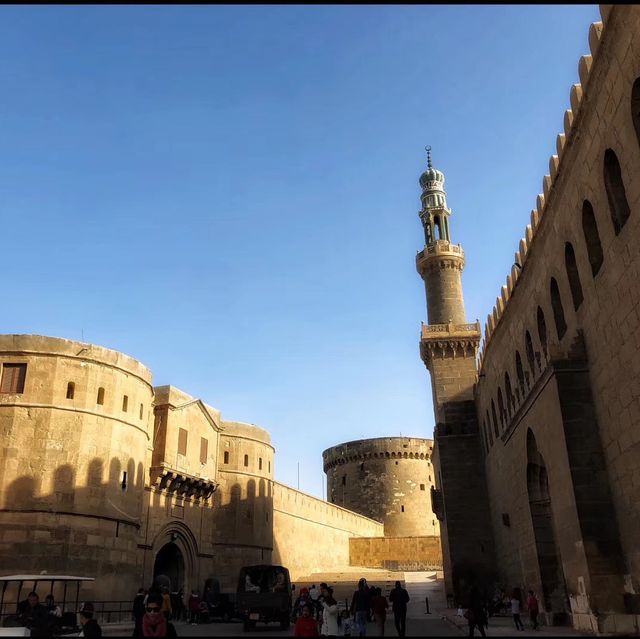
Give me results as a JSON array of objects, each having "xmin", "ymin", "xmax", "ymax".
[
  {"xmin": 420, "ymin": 321, "xmax": 481, "ymax": 367},
  {"xmin": 150, "ymin": 463, "xmax": 217, "ymax": 501}
]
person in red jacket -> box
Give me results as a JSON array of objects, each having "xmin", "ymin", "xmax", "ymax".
[{"xmin": 294, "ymin": 604, "xmax": 319, "ymax": 637}]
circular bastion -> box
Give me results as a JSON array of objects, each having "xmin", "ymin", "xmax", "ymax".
[{"xmin": 323, "ymin": 436, "xmax": 439, "ymax": 537}]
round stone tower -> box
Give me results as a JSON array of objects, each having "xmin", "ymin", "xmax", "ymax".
[
  {"xmin": 322, "ymin": 437, "xmax": 439, "ymax": 537},
  {"xmin": 0, "ymin": 334, "xmax": 153, "ymax": 599}
]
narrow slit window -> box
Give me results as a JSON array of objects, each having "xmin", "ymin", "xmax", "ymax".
[
  {"xmin": 66, "ymin": 382, "xmax": 75, "ymax": 400},
  {"xmin": 244, "ymin": 454, "xmax": 249, "ymax": 467},
  {"xmin": 604, "ymin": 148, "xmax": 631, "ymax": 234},
  {"xmin": 632, "ymin": 77, "xmax": 640, "ymax": 147},
  {"xmin": 582, "ymin": 201, "xmax": 604, "ymax": 277},
  {"xmin": 121, "ymin": 471, "xmax": 127, "ymax": 492},
  {"xmin": 97, "ymin": 387, "xmax": 105, "ymax": 405},
  {"xmin": 537, "ymin": 307, "xmax": 548, "ymax": 355},
  {"xmin": 550, "ymin": 278, "xmax": 567, "ymax": 340},
  {"xmin": 401, "ymin": 505, "xmax": 405, "ymax": 513},
  {"xmin": 122, "ymin": 395, "xmax": 128, "ymax": 412},
  {"xmin": 268, "ymin": 461, "xmax": 271, "ymax": 473},
  {"xmin": 342, "ymin": 475, "xmax": 346, "ymax": 486},
  {"xmin": 224, "ymin": 451, "xmax": 230, "ymax": 464},
  {"xmin": 515, "ymin": 351, "xmax": 525, "ymax": 390},
  {"xmin": 420, "ymin": 484, "xmax": 425, "ymax": 491},
  {"xmin": 564, "ymin": 242, "xmax": 584, "ymax": 310},
  {"xmin": 259, "ymin": 457, "xmax": 263, "ymax": 471},
  {"xmin": 139, "ymin": 403, "xmax": 144, "ymax": 419},
  {"xmin": 0, "ymin": 364, "xmax": 27, "ymax": 394}
]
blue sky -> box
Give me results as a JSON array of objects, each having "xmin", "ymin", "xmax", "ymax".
[{"xmin": 0, "ymin": 5, "xmax": 600, "ymax": 498}]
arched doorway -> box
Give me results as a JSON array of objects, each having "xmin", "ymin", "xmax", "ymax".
[
  {"xmin": 153, "ymin": 542, "xmax": 185, "ymax": 591},
  {"xmin": 526, "ymin": 430, "xmax": 568, "ymax": 623}
]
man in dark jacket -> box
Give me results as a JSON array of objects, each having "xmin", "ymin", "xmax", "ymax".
[
  {"xmin": 389, "ymin": 581, "xmax": 410, "ymax": 637},
  {"xmin": 132, "ymin": 589, "xmax": 146, "ymax": 637},
  {"xmin": 17, "ymin": 592, "xmax": 49, "ymax": 637},
  {"xmin": 350, "ymin": 578, "xmax": 371, "ymax": 637},
  {"xmin": 79, "ymin": 603, "xmax": 102, "ymax": 638}
]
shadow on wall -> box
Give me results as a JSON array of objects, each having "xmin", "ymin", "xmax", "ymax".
[{"xmin": 0, "ymin": 457, "xmax": 146, "ymax": 578}]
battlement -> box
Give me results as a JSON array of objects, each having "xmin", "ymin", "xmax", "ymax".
[{"xmin": 477, "ymin": 9, "xmax": 609, "ymax": 372}]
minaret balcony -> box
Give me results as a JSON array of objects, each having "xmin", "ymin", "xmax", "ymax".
[
  {"xmin": 420, "ymin": 321, "xmax": 481, "ymax": 367},
  {"xmin": 416, "ymin": 240, "xmax": 465, "ymax": 275}
]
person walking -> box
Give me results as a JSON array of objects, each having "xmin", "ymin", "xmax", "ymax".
[
  {"xmin": 388, "ymin": 581, "xmax": 410, "ymax": 638},
  {"xmin": 466, "ymin": 587, "xmax": 487, "ymax": 638},
  {"xmin": 350, "ymin": 578, "xmax": 371, "ymax": 637},
  {"xmin": 188, "ymin": 590, "xmax": 200, "ymax": 625},
  {"xmin": 527, "ymin": 590, "xmax": 539, "ymax": 630},
  {"xmin": 371, "ymin": 587, "xmax": 389, "ymax": 636},
  {"xmin": 510, "ymin": 590, "xmax": 524, "ymax": 631},
  {"xmin": 132, "ymin": 589, "xmax": 146, "ymax": 638},
  {"xmin": 319, "ymin": 585, "xmax": 339, "ymax": 636},
  {"xmin": 294, "ymin": 604, "xmax": 320, "ymax": 637},
  {"xmin": 160, "ymin": 587, "xmax": 172, "ymax": 621},
  {"xmin": 78, "ymin": 603, "xmax": 102, "ymax": 639}
]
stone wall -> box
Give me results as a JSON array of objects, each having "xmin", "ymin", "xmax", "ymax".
[
  {"xmin": 323, "ymin": 437, "xmax": 439, "ymax": 537},
  {"xmin": 472, "ymin": 5, "xmax": 640, "ymax": 632},
  {"xmin": 349, "ymin": 536, "xmax": 442, "ymax": 571},
  {"xmin": 272, "ymin": 482, "xmax": 383, "ymax": 581}
]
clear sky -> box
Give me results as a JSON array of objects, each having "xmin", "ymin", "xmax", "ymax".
[{"xmin": 0, "ymin": 5, "xmax": 600, "ymax": 498}]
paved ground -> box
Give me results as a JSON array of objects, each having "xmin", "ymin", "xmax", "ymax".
[{"xmin": 101, "ymin": 571, "xmax": 590, "ymax": 636}]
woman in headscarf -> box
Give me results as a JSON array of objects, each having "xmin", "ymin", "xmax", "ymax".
[{"xmin": 319, "ymin": 585, "xmax": 339, "ymax": 636}]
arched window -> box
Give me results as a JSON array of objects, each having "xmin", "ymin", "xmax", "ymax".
[
  {"xmin": 486, "ymin": 411, "xmax": 493, "ymax": 446},
  {"xmin": 66, "ymin": 382, "xmax": 75, "ymax": 400},
  {"xmin": 537, "ymin": 307, "xmax": 548, "ymax": 356},
  {"xmin": 491, "ymin": 401, "xmax": 499, "ymax": 439},
  {"xmin": 550, "ymin": 278, "xmax": 567, "ymax": 340},
  {"xmin": 525, "ymin": 331, "xmax": 535, "ymax": 373},
  {"xmin": 564, "ymin": 242, "xmax": 584, "ymax": 310},
  {"xmin": 497, "ymin": 388, "xmax": 505, "ymax": 429},
  {"xmin": 97, "ymin": 387, "xmax": 105, "ymax": 405},
  {"xmin": 434, "ymin": 216, "xmax": 442, "ymax": 240},
  {"xmin": 505, "ymin": 373, "xmax": 513, "ymax": 414},
  {"xmin": 581, "ymin": 201, "xmax": 603, "ymax": 277},
  {"xmin": 631, "ymin": 77, "xmax": 640, "ymax": 148},
  {"xmin": 604, "ymin": 149, "xmax": 631, "ymax": 234},
  {"xmin": 515, "ymin": 351, "xmax": 525, "ymax": 391}
]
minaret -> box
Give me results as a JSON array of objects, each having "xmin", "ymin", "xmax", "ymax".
[
  {"xmin": 415, "ymin": 147, "xmax": 495, "ymax": 604},
  {"xmin": 416, "ymin": 147, "xmax": 480, "ymax": 421}
]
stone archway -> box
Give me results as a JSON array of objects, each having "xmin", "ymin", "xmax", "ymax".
[
  {"xmin": 526, "ymin": 429, "xmax": 568, "ymax": 623},
  {"xmin": 150, "ymin": 522, "xmax": 199, "ymax": 595},
  {"xmin": 154, "ymin": 543, "xmax": 185, "ymax": 591}
]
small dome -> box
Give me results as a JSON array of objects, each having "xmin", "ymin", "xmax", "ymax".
[{"xmin": 419, "ymin": 166, "xmax": 445, "ymax": 189}]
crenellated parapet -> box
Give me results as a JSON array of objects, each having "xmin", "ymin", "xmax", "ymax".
[
  {"xmin": 477, "ymin": 10, "xmax": 609, "ymax": 373},
  {"xmin": 416, "ymin": 240, "xmax": 465, "ymax": 276}
]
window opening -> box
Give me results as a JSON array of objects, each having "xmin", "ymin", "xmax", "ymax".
[
  {"xmin": 244, "ymin": 454, "xmax": 249, "ymax": 467},
  {"xmin": 537, "ymin": 307, "xmax": 548, "ymax": 356},
  {"xmin": 0, "ymin": 364, "xmax": 27, "ymax": 394},
  {"xmin": 550, "ymin": 278, "xmax": 567, "ymax": 340},
  {"xmin": 581, "ymin": 200, "xmax": 604, "ymax": 276},
  {"xmin": 564, "ymin": 242, "xmax": 584, "ymax": 310},
  {"xmin": 420, "ymin": 484, "xmax": 425, "ymax": 490},
  {"xmin": 66, "ymin": 382, "xmax": 75, "ymax": 400},
  {"xmin": 224, "ymin": 451, "xmax": 229, "ymax": 464},
  {"xmin": 178, "ymin": 428, "xmax": 188, "ymax": 456},
  {"xmin": 97, "ymin": 387, "xmax": 105, "ymax": 405},
  {"xmin": 122, "ymin": 395, "xmax": 128, "ymax": 412},
  {"xmin": 121, "ymin": 471, "xmax": 127, "ymax": 492},
  {"xmin": 515, "ymin": 351, "xmax": 525, "ymax": 391},
  {"xmin": 259, "ymin": 457, "xmax": 263, "ymax": 471},
  {"xmin": 604, "ymin": 148, "xmax": 631, "ymax": 234},
  {"xmin": 139, "ymin": 403, "xmax": 144, "ymax": 419}
]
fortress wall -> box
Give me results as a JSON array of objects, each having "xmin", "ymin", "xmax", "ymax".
[
  {"xmin": 0, "ymin": 335, "xmax": 153, "ymax": 601},
  {"xmin": 349, "ymin": 536, "xmax": 443, "ymax": 571},
  {"xmin": 272, "ymin": 482, "xmax": 383, "ymax": 581},
  {"xmin": 473, "ymin": 5, "xmax": 640, "ymax": 623},
  {"xmin": 323, "ymin": 437, "xmax": 439, "ymax": 537}
]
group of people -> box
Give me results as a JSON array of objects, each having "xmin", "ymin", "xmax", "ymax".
[
  {"xmin": 461, "ymin": 586, "xmax": 540, "ymax": 637},
  {"xmin": 10, "ymin": 591, "xmax": 102, "ymax": 638},
  {"xmin": 292, "ymin": 578, "xmax": 410, "ymax": 638}
]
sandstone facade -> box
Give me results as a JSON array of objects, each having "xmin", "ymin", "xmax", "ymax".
[
  {"xmin": 418, "ymin": 5, "xmax": 640, "ymax": 634},
  {"xmin": 0, "ymin": 335, "xmax": 383, "ymax": 603}
]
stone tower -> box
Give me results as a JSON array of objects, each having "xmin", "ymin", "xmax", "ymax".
[{"xmin": 415, "ymin": 149, "xmax": 495, "ymax": 604}]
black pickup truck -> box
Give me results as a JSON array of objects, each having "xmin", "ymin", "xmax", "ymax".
[{"xmin": 235, "ymin": 565, "xmax": 292, "ymax": 631}]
